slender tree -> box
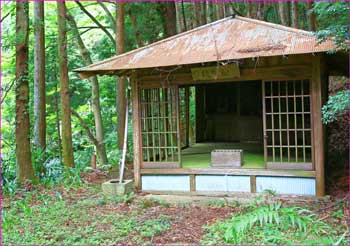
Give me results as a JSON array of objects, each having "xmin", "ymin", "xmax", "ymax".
[
  {"xmin": 16, "ymin": 0, "xmax": 35, "ymax": 183},
  {"xmin": 175, "ymin": 1, "xmax": 185, "ymax": 32},
  {"xmin": 291, "ymin": 1, "xmax": 299, "ymax": 28},
  {"xmin": 209, "ymin": 1, "xmax": 216, "ymax": 22},
  {"xmin": 67, "ymin": 12, "xmax": 108, "ymax": 165},
  {"xmin": 201, "ymin": 1, "xmax": 207, "ymax": 25},
  {"xmin": 217, "ymin": 2, "xmax": 225, "ymax": 19},
  {"xmin": 128, "ymin": 9, "xmax": 143, "ymax": 47},
  {"xmin": 33, "ymin": 0, "xmax": 46, "ymax": 172},
  {"xmin": 116, "ymin": 2, "xmax": 127, "ymax": 150},
  {"xmin": 57, "ymin": 1, "xmax": 74, "ymax": 167},
  {"xmin": 194, "ymin": 2, "xmax": 201, "ymax": 27},
  {"xmin": 307, "ymin": 1, "xmax": 316, "ymax": 31},
  {"xmin": 278, "ymin": 2, "xmax": 289, "ymax": 26},
  {"xmin": 164, "ymin": 2, "xmax": 177, "ymax": 36}
]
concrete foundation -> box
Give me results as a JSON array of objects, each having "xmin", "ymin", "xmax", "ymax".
[{"xmin": 102, "ymin": 179, "xmax": 134, "ymax": 196}]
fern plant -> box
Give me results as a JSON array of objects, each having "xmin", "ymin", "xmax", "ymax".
[{"xmin": 202, "ymin": 201, "xmax": 346, "ymax": 245}]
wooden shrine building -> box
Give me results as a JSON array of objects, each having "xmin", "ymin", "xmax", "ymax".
[{"xmin": 77, "ymin": 16, "xmax": 348, "ymax": 197}]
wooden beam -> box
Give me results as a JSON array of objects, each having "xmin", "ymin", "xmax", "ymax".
[
  {"xmin": 311, "ymin": 54, "xmax": 325, "ymax": 197},
  {"xmin": 140, "ymin": 168, "xmax": 316, "ymax": 178},
  {"xmin": 267, "ymin": 162, "xmax": 313, "ymax": 170},
  {"xmin": 131, "ymin": 72, "xmax": 141, "ymax": 190},
  {"xmin": 138, "ymin": 65, "xmax": 312, "ymax": 87}
]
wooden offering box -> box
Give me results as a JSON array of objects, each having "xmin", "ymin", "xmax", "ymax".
[{"xmin": 211, "ymin": 149, "xmax": 243, "ymax": 168}]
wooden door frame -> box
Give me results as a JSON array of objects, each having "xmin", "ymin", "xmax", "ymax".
[{"xmin": 262, "ymin": 79, "xmax": 314, "ymax": 170}]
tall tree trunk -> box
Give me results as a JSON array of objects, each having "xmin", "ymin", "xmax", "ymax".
[
  {"xmin": 278, "ymin": 2, "xmax": 288, "ymax": 26},
  {"xmin": 164, "ymin": 2, "xmax": 177, "ymax": 36},
  {"xmin": 217, "ymin": 2, "xmax": 225, "ymax": 19},
  {"xmin": 128, "ymin": 9, "xmax": 143, "ymax": 47},
  {"xmin": 181, "ymin": 0, "xmax": 188, "ymax": 30},
  {"xmin": 33, "ymin": 1, "xmax": 46, "ymax": 173},
  {"xmin": 224, "ymin": 2, "xmax": 233, "ymax": 17},
  {"xmin": 116, "ymin": 2, "xmax": 127, "ymax": 150},
  {"xmin": 66, "ymin": 13, "xmax": 108, "ymax": 165},
  {"xmin": 256, "ymin": 2, "xmax": 264, "ymax": 20},
  {"xmin": 209, "ymin": 2, "xmax": 216, "ymax": 22},
  {"xmin": 194, "ymin": 2, "xmax": 201, "ymax": 27},
  {"xmin": 286, "ymin": 2, "xmax": 291, "ymax": 26},
  {"xmin": 175, "ymin": 1, "xmax": 185, "ymax": 32},
  {"xmin": 55, "ymin": 74, "xmax": 62, "ymax": 164},
  {"xmin": 201, "ymin": 1, "xmax": 207, "ymax": 25},
  {"xmin": 57, "ymin": 1, "xmax": 74, "ymax": 167},
  {"xmin": 247, "ymin": 2, "xmax": 253, "ymax": 18},
  {"xmin": 16, "ymin": 1, "xmax": 35, "ymax": 183},
  {"xmin": 307, "ymin": 1, "xmax": 316, "ymax": 31},
  {"xmin": 291, "ymin": 1, "xmax": 299, "ymax": 28}
]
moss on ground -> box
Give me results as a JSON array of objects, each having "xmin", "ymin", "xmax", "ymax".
[{"xmin": 181, "ymin": 142, "xmax": 264, "ymax": 169}]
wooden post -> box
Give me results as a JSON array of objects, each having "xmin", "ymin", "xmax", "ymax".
[
  {"xmin": 131, "ymin": 72, "xmax": 141, "ymax": 190},
  {"xmin": 195, "ymin": 86, "xmax": 205, "ymax": 142},
  {"xmin": 190, "ymin": 174, "xmax": 196, "ymax": 192},
  {"xmin": 250, "ymin": 175, "xmax": 256, "ymax": 193},
  {"xmin": 311, "ymin": 54, "xmax": 325, "ymax": 197},
  {"xmin": 185, "ymin": 87, "xmax": 190, "ymax": 147}
]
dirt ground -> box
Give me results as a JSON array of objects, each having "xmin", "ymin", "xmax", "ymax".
[{"xmin": 4, "ymin": 168, "xmax": 349, "ymax": 244}]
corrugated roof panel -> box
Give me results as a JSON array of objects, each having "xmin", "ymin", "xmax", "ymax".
[{"xmin": 76, "ymin": 16, "xmax": 336, "ymax": 77}]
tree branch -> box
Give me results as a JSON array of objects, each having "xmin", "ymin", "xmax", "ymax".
[
  {"xmin": 0, "ymin": 6, "xmax": 15, "ymax": 23},
  {"xmin": 97, "ymin": 2, "xmax": 116, "ymax": 32},
  {"xmin": 71, "ymin": 110, "xmax": 99, "ymax": 147},
  {"xmin": 74, "ymin": 1, "xmax": 115, "ymax": 46},
  {"xmin": 1, "ymin": 78, "xmax": 16, "ymax": 104}
]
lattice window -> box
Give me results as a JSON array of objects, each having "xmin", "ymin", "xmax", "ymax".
[
  {"xmin": 140, "ymin": 87, "xmax": 180, "ymax": 167},
  {"xmin": 263, "ymin": 80, "xmax": 313, "ymax": 170}
]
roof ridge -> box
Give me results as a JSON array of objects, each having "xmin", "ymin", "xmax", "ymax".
[
  {"xmin": 77, "ymin": 17, "xmax": 232, "ymax": 70},
  {"xmin": 236, "ymin": 16, "xmax": 314, "ymax": 36}
]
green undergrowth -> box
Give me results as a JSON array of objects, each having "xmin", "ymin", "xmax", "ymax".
[
  {"xmin": 201, "ymin": 200, "xmax": 348, "ymax": 245},
  {"xmin": 3, "ymin": 190, "xmax": 171, "ymax": 244}
]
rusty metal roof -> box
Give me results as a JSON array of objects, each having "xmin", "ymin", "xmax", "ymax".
[{"xmin": 76, "ymin": 16, "xmax": 336, "ymax": 78}]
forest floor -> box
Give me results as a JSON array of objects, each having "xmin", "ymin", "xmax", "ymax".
[{"xmin": 3, "ymin": 169, "xmax": 350, "ymax": 245}]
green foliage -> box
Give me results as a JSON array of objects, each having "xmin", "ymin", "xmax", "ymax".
[
  {"xmin": 202, "ymin": 201, "xmax": 347, "ymax": 245},
  {"xmin": 313, "ymin": 2, "xmax": 350, "ymax": 50},
  {"xmin": 3, "ymin": 194, "xmax": 171, "ymax": 244},
  {"xmin": 322, "ymin": 89, "xmax": 350, "ymax": 124}
]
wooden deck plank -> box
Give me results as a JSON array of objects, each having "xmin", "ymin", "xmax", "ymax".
[{"xmin": 140, "ymin": 168, "xmax": 315, "ymax": 177}]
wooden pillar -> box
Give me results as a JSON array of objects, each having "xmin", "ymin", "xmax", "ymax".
[
  {"xmin": 311, "ymin": 54, "xmax": 325, "ymax": 197},
  {"xmin": 195, "ymin": 86, "xmax": 205, "ymax": 142},
  {"xmin": 131, "ymin": 72, "xmax": 141, "ymax": 190},
  {"xmin": 185, "ymin": 87, "xmax": 190, "ymax": 147}
]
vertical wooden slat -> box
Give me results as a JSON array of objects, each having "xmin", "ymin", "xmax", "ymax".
[
  {"xmin": 190, "ymin": 174, "xmax": 196, "ymax": 192},
  {"xmin": 278, "ymin": 81, "xmax": 283, "ymax": 162},
  {"xmin": 293, "ymin": 80, "xmax": 298, "ymax": 162},
  {"xmin": 250, "ymin": 175, "xmax": 257, "ymax": 193},
  {"xmin": 312, "ymin": 54, "xmax": 325, "ymax": 197},
  {"xmin": 286, "ymin": 82, "xmax": 290, "ymax": 162},
  {"xmin": 185, "ymin": 86, "xmax": 190, "ymax": 148},
  {"xmin": 131, "ymin": 72, "xmax": 141, "ymax": 189},
  {"xmin": 301, "ymin": 81, "xmax": 306, "ymax": 162},
  {"xmin": 262, "ymin": 81, "xmax": 268, "ymax": 166},
  {"xmin": 271, "ymin": 81, "xmax": 275, "ymax": 162},
  {"xmin": 175, "ymin": 86, "xmax": 182, "ymax": 164}
]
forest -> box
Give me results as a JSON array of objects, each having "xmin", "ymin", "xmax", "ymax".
[{"xmin": 2, "ymin": 1, "xmax": 349, "ymax": 244}]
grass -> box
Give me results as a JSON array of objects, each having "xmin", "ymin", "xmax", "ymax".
[
  {"xmin": 3, "ymin": 187, "xmax": 171, "ymax": 245},
  {"xmin": 3, "ymin": 182, "xmax": 348, "ymax": 245},
  {"xmin": 181, "ymin": 142, "xmax": 265, "ymax": 169}
]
